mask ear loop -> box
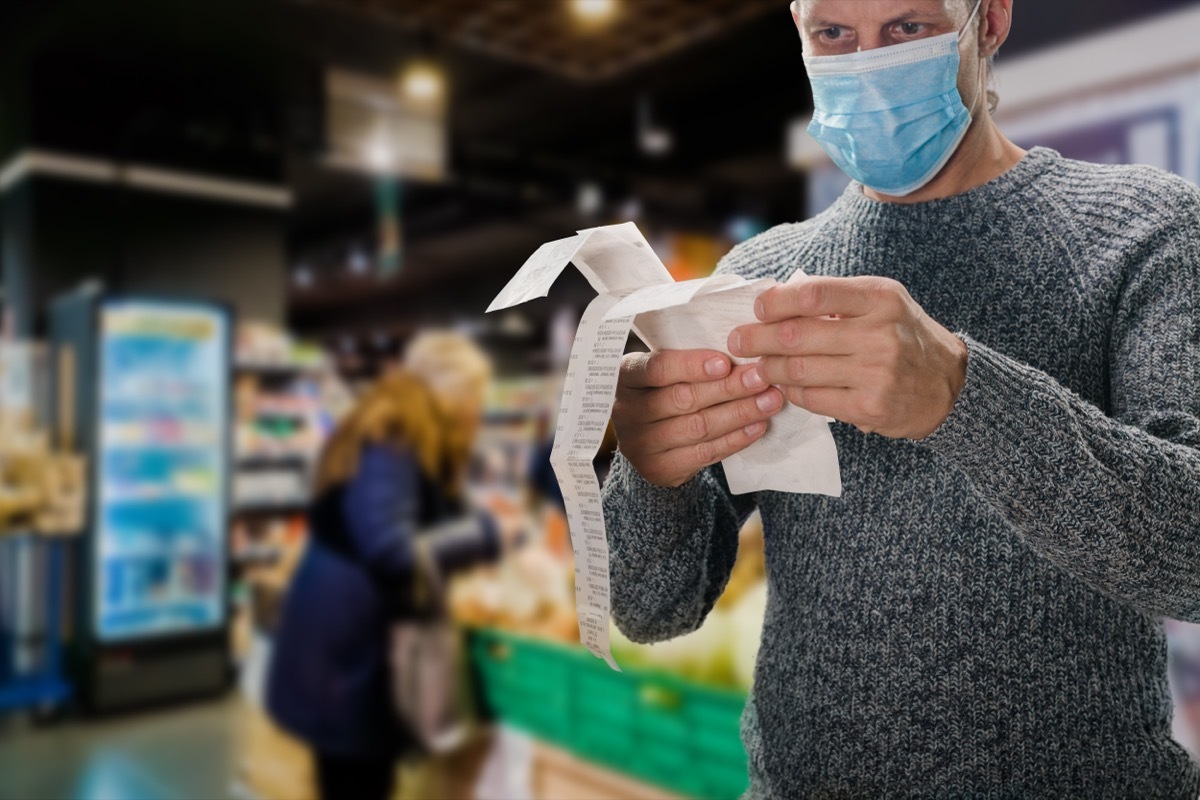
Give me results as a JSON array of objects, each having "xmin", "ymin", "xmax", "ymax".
[
  {"xmin": 958, "ymin": 0, "xmax": 987, "ymax": 120},
  {"xmin": 958, "ymin": 0, "xmax": 984, "ymax": 40}
]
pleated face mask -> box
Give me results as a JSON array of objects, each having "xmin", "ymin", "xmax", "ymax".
[{"xmin": 799, "ymin": 0, "xmax": 983, "ymax": 197}]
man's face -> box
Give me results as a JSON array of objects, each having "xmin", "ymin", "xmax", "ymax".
[{"xmin": 794, "ymin": 0, "xmax": 985, "ymax": 112}]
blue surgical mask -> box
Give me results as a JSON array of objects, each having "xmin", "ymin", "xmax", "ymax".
[{"xmin": 800, "ymin": 0, "xmax": 983, "ymax": 197}]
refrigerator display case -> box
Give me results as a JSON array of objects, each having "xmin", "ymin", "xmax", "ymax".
[{"xmin": 52, "ymin": 288, "xmax": 233, "ymax": 711}]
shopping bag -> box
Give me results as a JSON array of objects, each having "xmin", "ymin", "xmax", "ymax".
[{"xmin": 389, "ymin": 536, "xmax": 471, "ymax": 755}]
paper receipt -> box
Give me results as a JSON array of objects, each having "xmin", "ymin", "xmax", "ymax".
[{"xmin": 488, "ymin": 222, "xmax": 842, "ymax": 668}]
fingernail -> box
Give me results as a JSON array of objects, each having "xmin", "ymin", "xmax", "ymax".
[
  {"xmin": 742, "ymin": 368, "xmax": 764, "ymax": 389},
  {"xmin": 755, "ymin": 298, "xmax": 765, "ymax": 320},
  {"xmin": 728, "ymin": 330, "xmax": 742, "ymax": 355},
  {"xmin": 704, "ymin": 357, "xmax": 727, "ymax": 377},
  {"xmin": 756, "ymin": 391, "xmax": 781, "ymax": 412},
  {"xmin": 744, "ymin": 422, "xmax": 766, "ymax": 436}
]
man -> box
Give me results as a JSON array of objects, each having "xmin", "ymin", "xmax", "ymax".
[{"xmin": 602, "ymin": 0, "xmax": 1200, "ymax": 796}]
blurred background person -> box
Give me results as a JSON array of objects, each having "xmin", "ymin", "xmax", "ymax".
[{"xmin": 266, "ymin": 331, "xmax": 513, "ymax": 800}]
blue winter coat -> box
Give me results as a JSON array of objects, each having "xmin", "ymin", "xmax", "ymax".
[{"xmin": 266, "ymin": 444, "xmax": 499, "ymax": 758}]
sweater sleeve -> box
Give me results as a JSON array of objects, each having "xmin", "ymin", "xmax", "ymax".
[
  {"xmin": 601, "ymin": 454, "xmax": 756, "ymax": 643},
  {"xmin": 922, "ymin": 183, "xmax": 1200, "ymax": 621}
]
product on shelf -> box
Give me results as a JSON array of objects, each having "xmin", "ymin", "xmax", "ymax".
[
  {"xmin": 231, "ymin": 322, "xmax": 349, "ymax": 514},
  {"xmin": 236, "ymin": 321, "xmax": 328, "ymax": 371},
  {"xmin": 0, "ymin": 343, "xmax": 87, "ymax": 536}
]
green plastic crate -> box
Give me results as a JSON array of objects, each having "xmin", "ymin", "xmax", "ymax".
[{"xmin": 470, "ymin": 628, "xmax": 749, "ymax": 800}]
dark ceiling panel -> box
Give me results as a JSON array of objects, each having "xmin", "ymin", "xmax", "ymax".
[{"xmin": 321, "ymin": 0, "xmax": 782, "ymax": 80}]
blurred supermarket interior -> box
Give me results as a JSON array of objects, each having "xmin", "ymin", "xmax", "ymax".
[{"xmin": 2, "ymin": 0, "xmax": 1200, "ymax": 798}]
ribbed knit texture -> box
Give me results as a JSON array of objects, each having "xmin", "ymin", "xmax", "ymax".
[{"xmin": 601, "ymin": 148, "xmax": 1200, "ymax": 798}]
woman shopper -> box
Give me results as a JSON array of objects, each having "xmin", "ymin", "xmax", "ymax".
[{"xmin": 267, "ymin": 332, "xmax": 513, "ymax": 800}]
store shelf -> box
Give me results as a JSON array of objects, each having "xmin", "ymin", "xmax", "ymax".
[
  {"xmin": 235, "ymin": 454, "xmax": 312, "ymax": 470},
  {"xmin": 102, "ymin": 488, "xmax": 217, "ymax": 504},
  {"xmin": 104, "ymin": 440, "xmax": 220, "ymax": 452},
  {"xmin": 230, "ymin": 544, "xmax": 283, "ymax": 567},
  {"xmin": 235, "ymin": 361, "xmax": 325, "ymax": 379},
  {"xmin": 233, "ymin": 501, "xmax": 309, "ymax": 518}
]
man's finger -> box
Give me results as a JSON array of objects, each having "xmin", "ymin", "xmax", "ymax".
[
  {"xmin": 622, "ymin": 349, "xmax": 730, "ymax": 389},
  {"xmin": 676, "ymin": 416, "xmax": 772, "ymax": 471},
  {"xmin": 649, "ymin": 389, "xmax": 784, "ymax": 453},
  {"xmin": 637, "ymin": 364, "xmax": 767, "ymax": 422},
  {"xmin": 729, "ymin": 317, "xmax": 860, "ymax": 358},
  {"xmin": 755, "ymin": 276, "xmax": 900, "ymax": 323},
  {"xmin": 757, "ymin": 355, "xmax": 858, "ymax": 389}
]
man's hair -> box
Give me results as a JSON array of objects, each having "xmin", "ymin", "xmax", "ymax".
[{"xmin": 964, "ymin": 0, "xmax": 1000, "ymax": 114}]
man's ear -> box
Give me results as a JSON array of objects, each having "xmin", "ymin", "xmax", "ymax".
[
  {"xmin": 979, "ymin": 0, "xmax": 1014, "ymax": 57},
  {"xmin": 790, "ymin": 0, "xmax": 801, "ymax": 29}
]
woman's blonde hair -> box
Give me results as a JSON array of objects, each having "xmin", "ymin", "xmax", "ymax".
[
  {"xmin": 403, "ymin": 331, "xmax": 492, "ymax": 415},
  {"xmin": 314, "ymin": 332, "xmax": 492, "ymax": 497}
]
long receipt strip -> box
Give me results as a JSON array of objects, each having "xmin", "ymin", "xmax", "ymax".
[{"xmin": 487, "ymin": 222, "xmax": 842, "ymax": 668}]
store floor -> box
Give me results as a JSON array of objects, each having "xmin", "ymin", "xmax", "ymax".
[{"xmin": 0, "ymin": 693, "xmax": 249, "ymax": 800}]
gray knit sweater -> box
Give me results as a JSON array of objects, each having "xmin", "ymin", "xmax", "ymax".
[{"xmin": 601, "ymin": 148, "xmax": 1200, "ymax": 798}]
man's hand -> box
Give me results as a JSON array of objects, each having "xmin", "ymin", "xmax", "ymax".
[
  {"xmin": 729, "ymin": 276, "xmax": 968, "ymax": 439},
  {"xmin": 612, "ymin": 350, "xmax": 785, "ymax": 488}
]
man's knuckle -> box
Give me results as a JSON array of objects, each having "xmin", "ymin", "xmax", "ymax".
[
  {"xmin": 686, "ymin": 412, "xmax": 709, "ymax": 441},
  {"xmin": 861, "ymin": 395, "xmax": 889, "ymax": 422},
  {"xmin": 672, "ymin": 381, "xmax": 696, "ymax": 413},
  {"xmin": 735, "ymin": 398, "xmax": 757, "ymax": 424},
  {"xmin": 775, "ymin": 321, "xmax": 793, "ymax": 347},
  {"xmin": 871, "ymin": 279, "xmax": 907, "ymax": 312},
  {"xmin": 800, "ymin": 282, "xmax": 824, "ymax": 310},
  {"xmin": 646, "ymin": 355, "xmax": 669, "ymax": 386},
  {"xmin": 786, "ymin": 356, "xmax": 808, "ymax": 382}
]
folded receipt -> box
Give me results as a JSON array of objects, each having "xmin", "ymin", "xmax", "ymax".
[{"xmin": 487, "ymin": 222, "xmax": 841, "ymax": 668}]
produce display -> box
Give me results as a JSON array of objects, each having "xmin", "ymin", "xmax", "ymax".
[
  {"xmin": 454, "ymin": 510, "xmax": 768, "ymax": 692},
  {"xmin": 450, "ymin": 540, "xmax": 579, "ymax": 644}
]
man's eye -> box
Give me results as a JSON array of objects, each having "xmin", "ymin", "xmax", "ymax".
[
  {"xmin": 897, "ymin": 22, "xmax": 924, "ymax": 36},
  {"xmin": 821, "ymin": 26, "xmax": 844, "ymax": 40}
]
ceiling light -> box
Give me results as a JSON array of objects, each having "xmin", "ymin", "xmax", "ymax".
[
  {"xmin": 571, "ymin": 0, "xmax": 618, "ymax": 27},
  {"xmin": 348, "ymin": 247, "xmax": 370, "ymax": 274},
  {"xmin": 640, "ymin": 127, "xmax": 673, "ymax": 157},
  {"xmin": 400, "ymin": 61, "xmax": 446, "ymax": 105},
  {"xmin": 637, "ymin": 95, "xmax": 673, "ymax": 157},
  {"xmin": 293, "ymin": 265, "xmax": 314, "ymax": 288},
  {"xmin": 366, "ymin": 141, "xmax": 394, "ymax": 171},
  {"xmin": 577, "ymin": 182, "xmax": 604, "ymax": 216}
]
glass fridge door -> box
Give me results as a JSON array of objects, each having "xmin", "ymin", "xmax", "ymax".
[{"xmin": 93, "ymin": 300, "xmax": 230, "ymax": 642}]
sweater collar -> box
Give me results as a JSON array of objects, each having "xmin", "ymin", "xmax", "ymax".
[{"xmin": 833, "ymin": 147, "xmax": 1061, "ymax": 228}]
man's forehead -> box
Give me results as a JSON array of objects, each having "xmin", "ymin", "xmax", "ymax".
[{"xmin": 798, "ymin": 0, "xmax": 961, "ymax": 22}]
